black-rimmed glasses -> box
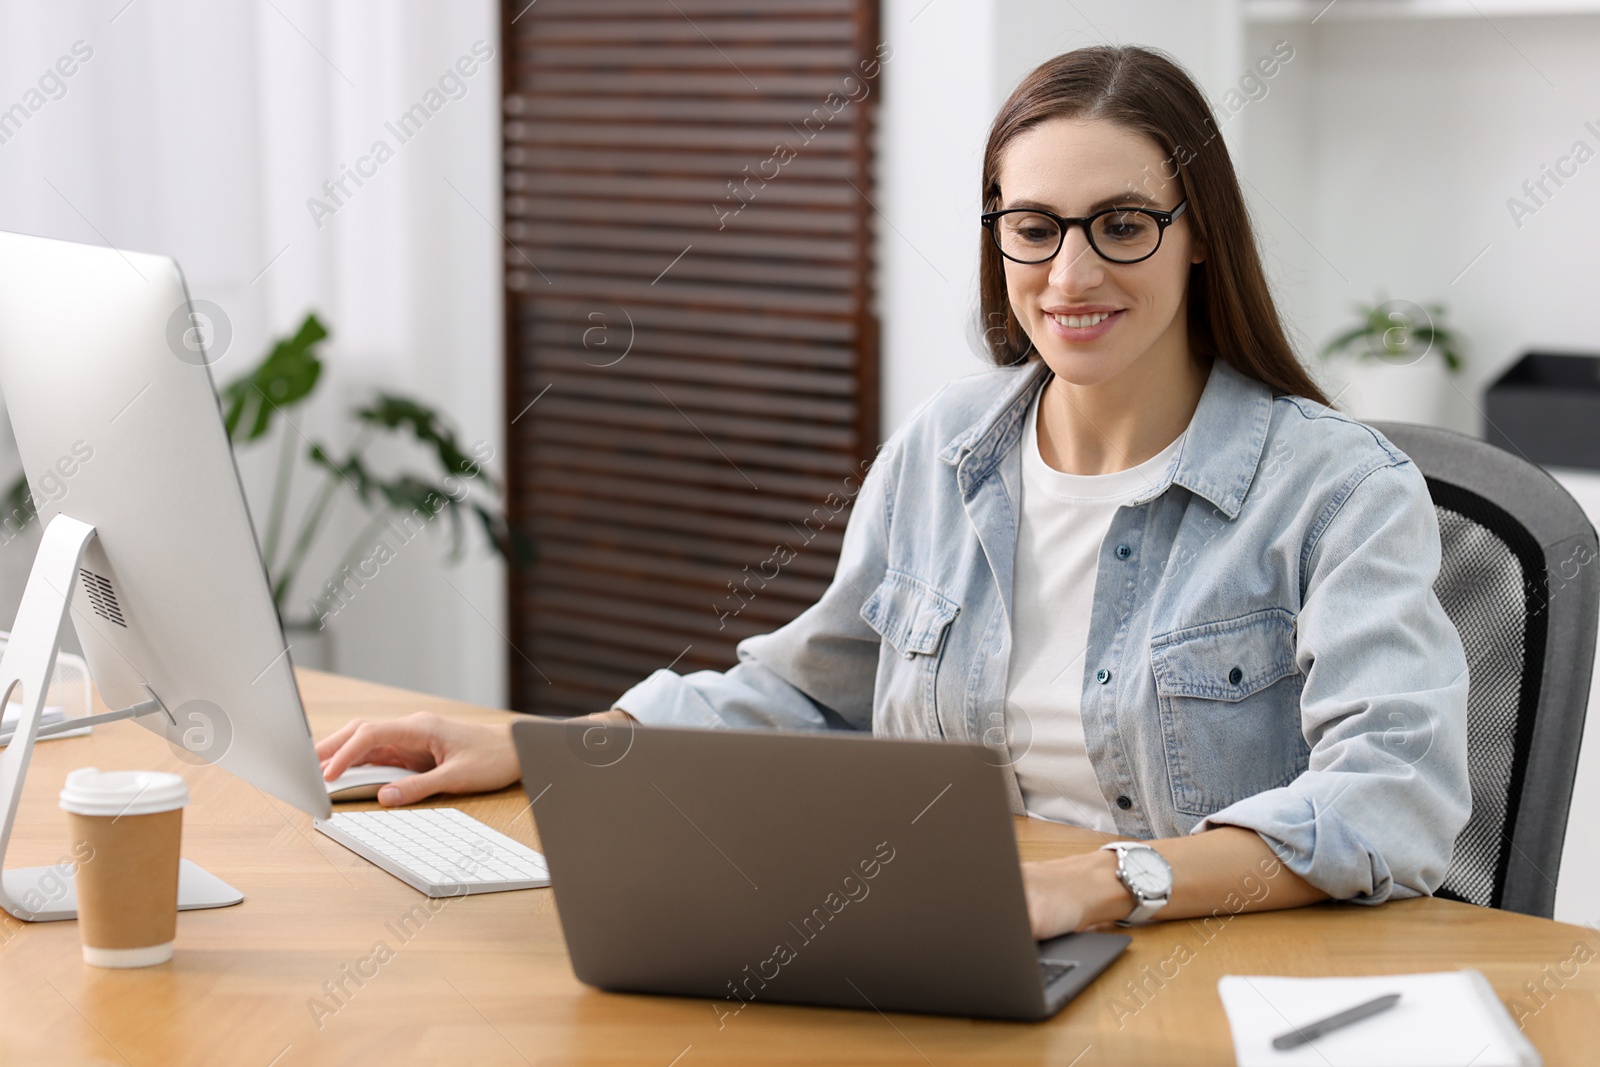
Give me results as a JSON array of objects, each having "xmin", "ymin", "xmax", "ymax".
[{"xmin": 980, "ymin": 198, "xmax": 1189, "ymax": 265}]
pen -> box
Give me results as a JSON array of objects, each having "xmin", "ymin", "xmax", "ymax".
[{"xmin": 1271, "ymin": 992, "xmax": 1402, "ymax": 1051}]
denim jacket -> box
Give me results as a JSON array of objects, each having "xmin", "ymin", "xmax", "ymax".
[{"xmin": 615, "ymin": 356, "xmax": 1472, "ymax": 904}]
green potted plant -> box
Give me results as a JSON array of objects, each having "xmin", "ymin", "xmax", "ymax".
[
  {"xmin": 3, "ymin": 312, "xmax": 529, "ymax": 670},
  {"xmin": 1319, "ymin": 292, "xmax": 1464, "ymax": 425}
]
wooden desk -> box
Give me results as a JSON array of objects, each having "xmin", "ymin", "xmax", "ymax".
[{"xmin": 1, "ymin": 670, "xmax": 1595, "ymax": 1066}]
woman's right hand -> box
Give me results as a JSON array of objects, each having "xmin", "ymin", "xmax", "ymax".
[{"xmin": 315, "ymin": 708, "xmax": 634, "ymax": 807}]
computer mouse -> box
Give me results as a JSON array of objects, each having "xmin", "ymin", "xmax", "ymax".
[{"xmin": 325, "ymin": 764, "xmax": 420, "ymax": 802}]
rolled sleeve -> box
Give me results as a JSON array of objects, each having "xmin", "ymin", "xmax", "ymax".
[
  {"xmin": 613, "ymin": 442, "xmax": 896, "ymax": 733},
  {"xmin": 1195, "ymin": 458, "xmax": 1472, "ymax": 903}
]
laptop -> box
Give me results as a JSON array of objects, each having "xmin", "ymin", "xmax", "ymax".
[{"xmin": 511, "ymin": 717, "xmax": 1129, "ymax": 1022}]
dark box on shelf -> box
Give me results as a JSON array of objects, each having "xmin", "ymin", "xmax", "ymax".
[{"xmin": 1484, "ymin": 351, "xmax": 1600, "ymax": 471}]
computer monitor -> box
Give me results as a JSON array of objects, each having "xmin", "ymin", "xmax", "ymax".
[{"xmin": 0, "ymin": 229, "xmax": 333, "ymax": 921}]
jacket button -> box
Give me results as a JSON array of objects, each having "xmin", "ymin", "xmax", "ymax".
[
  {"xmin": 1116, "ymin": 795, "xmax": 1133, "ymax": 810},
  {"xmin": 1228, "ymin": 666, "xmax": 1243, "ymax": 685},
  {"xmin": 1115, "ymin": 544, "xmax": 1131, "ymax": 560},
  {"xmin": 1095, "ymin": 668, "xmax": 1111, "ymax": 684}
]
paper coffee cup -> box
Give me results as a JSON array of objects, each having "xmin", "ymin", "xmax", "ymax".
[{"xmin": 59, "ymin": 767, "xmax": 189, "ymax": 968}]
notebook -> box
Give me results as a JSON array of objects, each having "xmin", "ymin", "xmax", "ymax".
[{"xmin": 1218, "ymin": 971, "xmax": 1541, "ymax": 1067}]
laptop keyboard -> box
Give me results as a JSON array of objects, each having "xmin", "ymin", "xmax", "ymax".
[{"xmin": 1040, "ymin": 959, "xmax": 1079, "ymax": 987}]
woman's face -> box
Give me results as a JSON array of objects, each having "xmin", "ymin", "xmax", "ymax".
[{"xmin": 993, "ymin": 117, "xmax": 1203, "ymax": 388}]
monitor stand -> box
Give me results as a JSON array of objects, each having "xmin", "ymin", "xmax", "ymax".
[{"xmin": 0, "ymin": 514, "xmax": 243, "ymax": 922}]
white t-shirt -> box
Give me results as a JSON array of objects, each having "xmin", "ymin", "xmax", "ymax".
[{"xmin": 1004, "ymin": 385, "xmax": 1188, "ymax": 832}]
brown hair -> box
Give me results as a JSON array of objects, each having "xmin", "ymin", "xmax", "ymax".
[{"xmin": 978, "ymin": 45, "xmax": 1329, "ymax": 405}]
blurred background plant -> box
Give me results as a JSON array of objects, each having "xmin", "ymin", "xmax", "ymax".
[
  {"xmin": 2, "ymin": 312, "xmax": 530, "ymax": 632},
  {"xmin": 1320, "ymin": 291, "xmax": 1464, "ymax": 371},
  {"xmin": 1318, "ymin": 291, "xmax": 1466, "ymax": 425}
]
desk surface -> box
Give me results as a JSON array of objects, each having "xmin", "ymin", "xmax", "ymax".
[{"xmin": 1, "ymin": 669, "xmax": 1595, "ymax": 1066}]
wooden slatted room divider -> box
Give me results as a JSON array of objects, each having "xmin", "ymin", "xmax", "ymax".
[{"xmin": 500, "ymin": 0, "xmax": 883, "ymax": 715}]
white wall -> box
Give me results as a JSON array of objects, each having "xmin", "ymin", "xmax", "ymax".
[
  {"xmin": 1544, "ymin": 469, "xmax": 1600, "ymax": 927},
  {"xmin": 1240, "ymin": 11, "xmax": 1600, "ymax": 433},
  {"xmin": 875, "ymin": 0, "xmax": 998, "ymax": 432},
  {"xmin": 0, "ymin": 0, "xmax": 507, "ymax": 708}
]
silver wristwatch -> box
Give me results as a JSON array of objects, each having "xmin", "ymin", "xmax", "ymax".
[{"xmin": 1099, "ymin": 842, "xmax": 1173, "ymax": 926}]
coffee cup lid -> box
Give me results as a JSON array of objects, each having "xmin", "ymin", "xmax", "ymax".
[{"xmin": 59, "ymin": 767, "xmax": 189, "ymax": 816}]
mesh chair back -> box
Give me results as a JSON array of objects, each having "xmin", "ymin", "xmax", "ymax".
[{"xmin": 1371, "ymin": 421, "xmax": 1597, "ymax": 917}]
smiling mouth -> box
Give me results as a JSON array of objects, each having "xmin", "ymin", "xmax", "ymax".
[{"xmin": 1048, "ymin": 310, "xmax": 1121, "ymax": 328}]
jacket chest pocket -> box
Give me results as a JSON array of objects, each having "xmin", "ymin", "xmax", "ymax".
[
  {"xmin": 860, "ymin": 570, "xmax": 959, "ymax": 732},
  {"xmin": 1149, "ymin": 607, "xmax": 1308, "ymax": 816}
]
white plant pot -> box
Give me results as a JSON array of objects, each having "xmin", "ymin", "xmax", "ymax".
[{"xmin": 1327, "ymin": 355, "xmax": 1452, "ymax": 427}]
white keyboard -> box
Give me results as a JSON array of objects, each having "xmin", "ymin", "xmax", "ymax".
[{"xmin": 315, "ymin": 807, "xmax": 550, "ymax": 897}]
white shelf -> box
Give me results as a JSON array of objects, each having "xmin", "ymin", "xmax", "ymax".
[{"xmin": 1247, "ymin": 0, "xmax": 1600, "ymax": 23}]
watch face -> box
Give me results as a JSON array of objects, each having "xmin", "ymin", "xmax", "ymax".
[{"xmin": 1123, "ymin": 847, "xmax": 1171, "ymax": 896}]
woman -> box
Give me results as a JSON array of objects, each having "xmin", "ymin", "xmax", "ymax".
[{"xmin": 318, "ymin": 45, "xmax": 1470, "ymax": 940}]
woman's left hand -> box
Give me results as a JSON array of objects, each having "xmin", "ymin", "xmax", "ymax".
[{"xmin": 1021, "ymin": 851, "xmax": 1131, "ymax": 940}]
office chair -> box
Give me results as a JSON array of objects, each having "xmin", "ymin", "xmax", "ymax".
[{"xmin": 1371, "ymin": 421, "xmax": 1598, "ymax": 918}]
